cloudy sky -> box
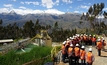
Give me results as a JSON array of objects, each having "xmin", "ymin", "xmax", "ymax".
[{"xmin": 0, "ymin": 0, "xmax": 107, "ymax": 15}]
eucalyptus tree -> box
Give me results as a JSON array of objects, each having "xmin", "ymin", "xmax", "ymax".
[
  {"xmin": 5, "ymin": 24, "xmax": 13, "ymax": 39},
  {"xmin": 81, "ymin": 3, "xmax": 105, "ymax": 34},
  {"xmin": 34, "ymin": 19, "xmax": 41, "ymax": 34},
  {"xmin": 23, "ymin": 20, "xmax": 35, "ymax": 38},
  {"xmin": 51, "ymin": 21, "xmax": 59, "ymax": 41},
  {"xmin": 0, "ymin": 19, "xmax": 3, "ymax": 39},
  {"xmin": 12, "ymin": 23, "xmax": 20, "ymax": 39}
]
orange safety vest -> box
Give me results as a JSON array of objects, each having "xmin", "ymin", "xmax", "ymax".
[
  {"xmin": 68, "ymin": 47, "xmax": 73, "ymax": 56},
  {"xmin": 80, "ymin": 49, "xmax": 86, "ymax": 60},
  {"xmin": 86, "ymin": 52, "xmax": 93, "ymax": 63},
  {"xmin": 83, "ymin": 36, "xmax": 87, "ymax": 41},
  {"xmin": 97, "ymin": 41, "xmax": 102, "ymax": 49},
  {"xmin": 74, "ymin": 47, "xmax": 80, "ymax": 56},
  {"xmin": 92, "ymin": 37, "xmax": 96, "ymax": 42},
  {"xmin": 61, "ymin": 45, "xmax": 66, "ymax": 54}
]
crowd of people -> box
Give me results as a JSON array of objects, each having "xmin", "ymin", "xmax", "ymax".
[{"xmin": 61, "ymin": 34, "xmax": 106, "ymax": 65}]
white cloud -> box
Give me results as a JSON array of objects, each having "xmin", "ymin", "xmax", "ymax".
[
  {"xmin": 20, "ymin": 1, "xmax": 39, "ymax": 5},
  {"xmin": 21, "ymin": 1, "xmax": 24, "ymax": 4},
  {"xmin": 41, "ymin": 0, "xmax": 60, "ymax": 8},
  {"xmin": 62, "ymin": 0, "xmax": 73, "ymax": 3},
  {"xmin": 0, "ymin": 8, "xmax": 10, "ymax": 13},
  {"xmin": 0, "ymin": 7, "xmax": 65, "ymax": 15},
  {"xmin": 44, "ymin": 9, "xmax": 65, "ymax": 14},
  {"xmin": 4, "ymin": 4, "xmax": 13, "ymax": 7},
  {"xmin": 19, "ymin": 6, "xmax": 27, "ymax": 9},
  {"xmin": 74, "ymin": 11, "xmax": 80, "ymax": 13},
  {"xmin": 25, "ymin": 1, "xmax": 39, "ymax": 5},
  {"xmin": 21, "ymin": 0, "xmax": 60, "ymax": 9},
  {"xmin": 55, "ymin": 0, "xmax": 60, "ymax": 6},
  {"xmin": 41, "ymin": 0, "xmax": 54, "ymax": 8},
  {"xmin": 80, "ymin": 5, "xmax": 89, "ymax": 9},
  {"xmin": 56, "ymin": 0, "xmax": 60, "ymax": 3}
]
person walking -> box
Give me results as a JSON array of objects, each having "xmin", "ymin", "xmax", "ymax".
[
  {"xmin": 96, "ymin": 38, "xmax": 102, "ymax": 56},
  {"xmin": 74, "ymin": 44, "xmax": 80, "ymax": 65},
  {"xmin": 86, "ymin": 48, "xmax": 95, "ymax": 65},
  {"xmin": 68, "ymin": 44, "xmax": 75, "ymax": 65},
  {"xmin": 80, "ymin": 46, "xmax": 86, "ymax": 65}
]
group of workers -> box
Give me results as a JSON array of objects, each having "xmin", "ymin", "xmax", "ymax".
[{"xmin": 61, "ymin": 34, "xmax": 106, "ymax": 65}]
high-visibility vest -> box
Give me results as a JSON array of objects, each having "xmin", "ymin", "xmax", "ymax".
[
  {"xmin": 74, "ymin": 47, "xmax": 80, "ymax": 56},
  {"xmin": 83, "ymin": 36, "xmax": 87, "ymax": 41},
  {"xmin": 68, "ymin": 47, "xmax": 74, "ymax": 56},
  {"xmin": 97, "ymin": 41, "xmax": 102, "ymax": 49},
  {"xmin": 92, "ymin": 37, "xmax": 96, "ymax": 42},
  {"xmin": 61, "ymin": 45, "xmax": 66, "ymax": 54},
  {"xmin": 65, "ymin": 42, "xmax": 70, "ymax": 52},
  {"xmin": 80, "ymin": 49, "xmax": 86, "ymax": 60},
  {"xmin": 86, "ymin": 52, "xmax": 93, "ymax": 63}
]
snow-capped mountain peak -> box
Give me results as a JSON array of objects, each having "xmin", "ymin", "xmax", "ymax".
[{"xmin": 9, "ymin": 10, "xmax": 17, "ymax": 15}]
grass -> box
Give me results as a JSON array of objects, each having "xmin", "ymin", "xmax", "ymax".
[{"xmin": 0, "ymin": 46, "xmax": 52, "ymax": 65}]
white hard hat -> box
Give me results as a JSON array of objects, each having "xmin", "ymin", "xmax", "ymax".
[
  {"xmin": 89, "ymin": 48, "xmax": 92, "ymax": 51},
  {"xmin": 84, "ymin": 34, "xmax": 86, "ymax": 35},
  {"xmin": 67, "ymin": 38, "xmax": 69, "ymax": 41},
  {"xmin": 97, "ymin": 39, "xmax": 101, "ymax": 41},
  {"xmin": 63, "ymin": 41, "xmax": 66, "ymax": 44},
  {"xmin": 76, "ymin": 44, "xmax": 79, "ymax": 46},
  {"xmin": 102, "ymin": 38, "xmax": 105, "ymax": 40},
  {"xmin": 69, "ymin": 37, "xmax": 72, "ymax": 39},
  {"xmin": 81, "ymin": 46, "xmax": 85, "ymax": 49},
  {"xmin": 70, "ymin": 44, "xmax": 73, "ymax": 47}
]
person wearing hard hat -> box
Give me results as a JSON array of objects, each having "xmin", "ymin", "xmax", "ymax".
[
  {"xmin": 61, "ymin": 41, "xmax": 67, "ymax": 62},
  {"xmin": 92, "ymin": 35, "xmax": 96, "ymax": 46},
  {"xmin": 96, "ymin": 38, "xmax": 102, "ymax": 56},
  {"xmin": 83, "ymin": 34, "xmax": 87, "ymax": 45},
  {"xmin": 80, "ymin": 46, "xmax": 86, "ymax": 65},
  {"xmin": 86, "ymin": 48, "xmax": 95, "ymax": 65},
  {"xmin": 74, "ymin": 44, "xmax": 80, "ymax": 65},
  {"xmin": 68, "ymin": 44, "xmax": 75, "ymax": 65},
  {"xmin": 65, "ymin": 38, "xmax": 70, "ymax": 59},
  {"xmin": 88, "ymin": 34, "xmax": 92, "ymax": 45},
  {"xmin": 101, "ymin": 37, "xmax": 106, "ymax": 51}
]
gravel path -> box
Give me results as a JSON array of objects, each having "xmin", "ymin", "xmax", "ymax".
[{"xmin": 92, "ymin": 37, "xmax": 107, "ymax": 65}]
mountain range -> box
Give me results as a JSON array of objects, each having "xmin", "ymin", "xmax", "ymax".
[{"xmin": 0, "ymin": 10, "xmax": 90, "ymax": 30}]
